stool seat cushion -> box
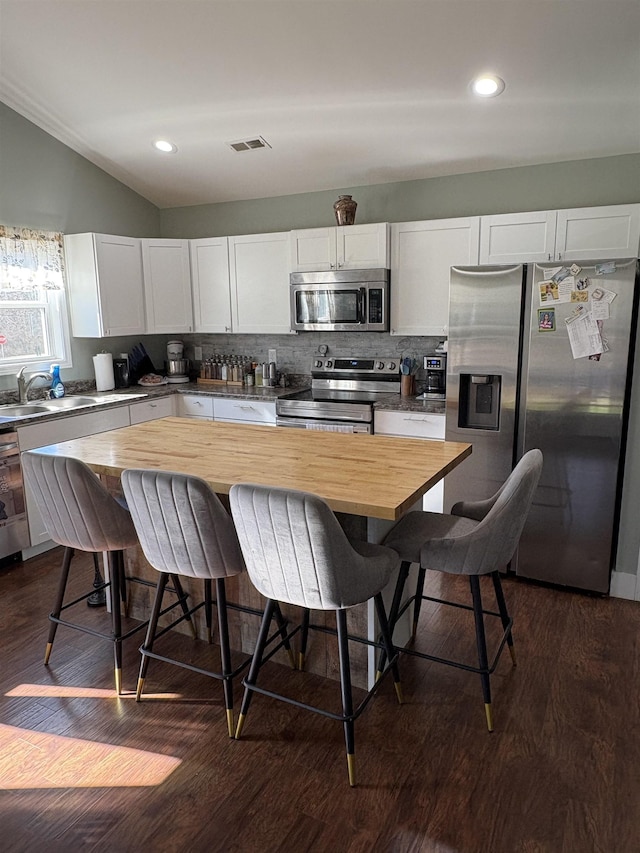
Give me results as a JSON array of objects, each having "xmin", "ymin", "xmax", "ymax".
[
  {"xmin": 230, "ymin": 484, "xmax": 399, "ymax": 610},
  {"xmin": 383, "ymin": 512, "xmax": 479, "ymax": 568}
]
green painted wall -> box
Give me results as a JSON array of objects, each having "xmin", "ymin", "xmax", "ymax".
[
  {"xmin": 0, "ymin": 102, "xmax": 164, "ymax": 389},
  {"xmin": 159, "ymin": 153, "xmax": 640, "ymax": 238}
]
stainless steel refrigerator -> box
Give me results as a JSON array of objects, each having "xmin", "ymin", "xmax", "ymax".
[{"xmin": 444, "ymin": 259, "xmax": 639, "ymax": 593}]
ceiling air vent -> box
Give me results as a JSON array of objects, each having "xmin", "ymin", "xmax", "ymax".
[{"xmin": 228, "ymin": 136, "xmax": 272, "ymax": 152}]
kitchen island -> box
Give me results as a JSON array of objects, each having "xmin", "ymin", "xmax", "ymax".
[{"xmin": 34, "ymin": 418, "xmax": 471, "ymax": 687}]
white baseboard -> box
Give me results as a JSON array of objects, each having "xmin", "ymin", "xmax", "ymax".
[{"xmin": 609, "ymin": 569, "xmax": 639, "ymax": 601}]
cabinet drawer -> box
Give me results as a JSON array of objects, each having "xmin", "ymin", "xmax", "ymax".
[
  {"xmin": 375, "ymin": 410, "xmax": 445, "ymax": 439},
  {"xmin": 178, "ymin": 394, "xmax": 214, "ymax": 419},
  {"xmin": 215, "ymin": 398, "xmax": 276, "ymax": 424},
  {"xmin": 129, "ymin": 396, "xmax": 175, "ymax": 424},
  {"xmin": 18, "ymin": 407, "xmax": 131, "ymax": 451}
]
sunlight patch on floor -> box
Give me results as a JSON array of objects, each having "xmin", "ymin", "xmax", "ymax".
[
  {"xmin": 0, "ymin": 723, "xmax": 182, "ymax": 789},
  {"xmin": 5, "ymin": 684, "xmax": 182, "ymax": 700}
]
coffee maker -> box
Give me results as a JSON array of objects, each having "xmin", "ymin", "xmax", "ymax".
[{"xmin": 417, "ymin": 354, "xmax": 446, "ymax": 400}]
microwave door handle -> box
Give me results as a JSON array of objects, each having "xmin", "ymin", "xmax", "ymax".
[{"xmin": 359, "ymin": 288, "xmax": 367, "ymax": 324}]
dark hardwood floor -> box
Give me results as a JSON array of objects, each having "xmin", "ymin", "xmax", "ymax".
[{"xmin": 1, "ymin": 546, "xmax": 639, "ymax": 852}]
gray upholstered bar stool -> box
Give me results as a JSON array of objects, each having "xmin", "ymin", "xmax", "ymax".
[
  {"xmin": 230, "ymin": 482, "xmax": 403, "ymax": 788},
  {"xmin": 21, "ymin": 450, "xmax": 154, "ymax": 694},
  {"xmin": 121, "ymin": 469, "xmax": 294, "ymax": 737},
  {"xmin": 382, "ymin": 449, "xmax": 543, "ymax": 731}
]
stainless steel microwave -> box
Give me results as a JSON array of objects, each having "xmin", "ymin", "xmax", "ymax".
[{"xmin": 290, "ymin": 269, "xmax": 390, "ymax": 332}]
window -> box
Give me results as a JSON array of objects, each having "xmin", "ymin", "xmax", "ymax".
[{"xmin": 0, "ymin": 226, "xmax": 71, "ymax": 375}]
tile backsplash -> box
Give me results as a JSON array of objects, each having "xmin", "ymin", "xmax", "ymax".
[{"xmin": 181, "ymin": 332, "xmax": 444, "ymax": 381}]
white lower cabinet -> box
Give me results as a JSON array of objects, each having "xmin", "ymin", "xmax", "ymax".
[
  {"xmin": 177, "ymin": 394, "xmax": 215, "ymax": 420},
  {"xmin": 18, "ymin": 407, "xmax": 131, "ymax": 550},
  {"xmin": 374, "ymin": 410, "xmax": 446, "ymax": 512},
  {"xmin": 214, "ymin": 398, "xmax": 276, "ymax": 426},
  {"xmin": 129, "ymin": 396, "xmax": 175, "ymax": 424}
]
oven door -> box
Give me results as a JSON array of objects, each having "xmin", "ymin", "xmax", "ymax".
[
  {"xmin": 290, "ymin": 283, "xmax": 365, "ymax": 331},
  {"xmin": 276, "ymin": 416, "xmax": 371, "ymax": 434}
]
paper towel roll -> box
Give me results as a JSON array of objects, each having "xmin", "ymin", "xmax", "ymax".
[{"xmin": 93, "ymin": 352, "xmax": 115, "ymax": 392}]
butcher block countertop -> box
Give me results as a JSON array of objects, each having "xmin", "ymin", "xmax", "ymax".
[{"xmin": 38, "ymin": 417, "xmax": 471, "ymax": 521}]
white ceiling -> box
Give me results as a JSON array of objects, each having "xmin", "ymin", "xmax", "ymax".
[{"xmin": 1, "ymin": 0, "xmax": 639, "ymax": 210}]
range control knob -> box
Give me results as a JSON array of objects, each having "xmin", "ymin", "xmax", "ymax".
[
  {"xmin": 314, "ymin": 359, "xmax": 323, "ymax": 368},
  {"xmin": 387, "ymin": 362, "xmax": 396, "ymax": 371},
  {"xmin": 326, "ymin": 360, "xmax": 333, "ymax": 368},
  {"xmin": 376, "ymin": 361, "xmax": 385, "ymax": 369}
]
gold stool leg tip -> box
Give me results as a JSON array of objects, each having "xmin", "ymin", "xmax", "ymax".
[
  {"xmin": 394, "ymin": 682, "xmax": 404, "ymax": 705},
  {"xmin": 115, "ymin": 668, "xmax": 122, "ymax": 695},
  {"xmin": 135, "ymin": 678, "xmax": 144, "ymax": 702},
  {"xmin": 375, "ymin": 670, "xmax": 382, "ymax": 683},
  {"xmin": 226, "ymin": 709, "xmax": 234, "ymax": 738},
  {"xmin": 235, "ymin": 713, "xmax": 246, "ymax": 740},
  {"xmin": 347, "ymin": 753, "xmax": 356, "ymax": 788},
  {"xmin": 297, "ymin": 652, "xmax": 305, "ymax": 671},
  {"xmin": 44, "ymin": 643, "xmax": 53, "ymax": 666},
  {"xmin": 485, "ymin": 703, "xmax": 494, "ymax": 732}
]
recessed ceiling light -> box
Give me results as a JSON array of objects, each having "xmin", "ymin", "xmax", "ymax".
[
  {"xmin": 471, "ymin": 75, "xmax": 506, "ymax": 98},
  {"xmin": 153, "ymin": 140, "xmax": 177, "ymax": 153}
]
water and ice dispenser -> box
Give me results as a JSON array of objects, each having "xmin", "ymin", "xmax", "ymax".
[{"xmin": 458, "ymin": 374, "xmax": 501, "ymax": 430}]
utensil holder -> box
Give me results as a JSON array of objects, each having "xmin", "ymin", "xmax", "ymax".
[{"xmin": 401, "ymin": 375, "xmax": 416, "ymax": 396}]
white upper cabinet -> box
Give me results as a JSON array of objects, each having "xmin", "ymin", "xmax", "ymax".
[
  {"xmin": 189, "ymin": 237, "xmax": 233, "ymax": 332},
  {"xmin": 390, "ymin": 217, "xmax": 480, "ymax": 336},
  {"xmin": 479, "ymin": 211, "xmax": 557, "ymax": 264},
  {"xmin": 555, "ymin": 205, "xmax": 640, "ymax": 261},
  {"xmin": 141, "ymin": 239, "xmax": 193, "ymax": 333},
  {"xmin": 64, "ymin": 233, "xmax": 146, "ymax": 337},
  {"xmin": 479, "ymin": 205, "xmax": 640, "ymax": 264},
  {"xmin": 228, "ymin": 231, "xmax": 294, "ymax": 334},
  {"xmin": 290, "ymin": 223, "xmax": 389, "ymax": 271}
]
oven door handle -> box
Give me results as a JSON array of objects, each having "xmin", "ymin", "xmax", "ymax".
[{"xmin": 358, "ymin": 288, "xmax": 367, "ymax": 324}]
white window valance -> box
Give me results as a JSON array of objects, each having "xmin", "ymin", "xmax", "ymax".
[{"xmin": 0, "ymin": 225, "xmax": 65, "ymax": 292}]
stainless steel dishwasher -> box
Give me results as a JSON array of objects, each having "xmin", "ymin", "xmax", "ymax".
[{"xmin": 0, "ymin": 428, "xmax": 29, "ymax": 561}]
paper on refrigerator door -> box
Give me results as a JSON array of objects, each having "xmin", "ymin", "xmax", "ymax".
[{"xmin": 564, "ymin": 305, "xmax": 604, "ymax": 359}]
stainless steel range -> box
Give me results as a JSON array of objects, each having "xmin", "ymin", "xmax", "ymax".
[{"xmin": 276, "ymin": 357, "xmax": 400, "ymax": 433}]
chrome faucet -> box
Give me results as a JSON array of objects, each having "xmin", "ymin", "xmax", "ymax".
[{"xmin": 17, "ymin": 366, "xmax": 52, "ymax": 404}]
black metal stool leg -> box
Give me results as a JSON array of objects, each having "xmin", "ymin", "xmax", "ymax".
[
  {"xmin": 492, "ymin": 571, "xmax": 516, "ymax": 665},
  {"xmin": 376, "ymin": 560, "xmax": 410, "ymax": 678},
  {"xmin": 136, "ymin": 572, "xmax": 169, "ymax": 701},
  {"xmin": 413, "ymin": 566, "xmax": 427, "ymax": 637},
  {"xmin": 373, "ymin": 593, "xmax": 403, "ymax": 704},
  {"xmin": 215, "ymin": 578, "xmax": 235, "ymax": 737},
  {"xmin": 171, "ymin": 575, "xmax": 197, "ymax": 639},
  {"xmin": 273, "ymin": 602, "xmax": 296, "ymax": 669},
  {"xmin": 204, "ymin": 578, "xmax": 213, "ymax": 644},
  {"xmin": 336, "ymin": 609, "xmax": 356, "ymax": 787},
  {"xmin": 87, "ymin": 552, "xmax": 107, "ymax": 608},
  {"xmin": 298, "ymin": 608, "xmax": 311, "ymax": 670},
  {"xmin": 235, "ymin": 599, "xmax": 276, "ymax": 739},
  {"xmin": 45, "ymin": 546, "xmax": 74, "ymax": 665},
  {"xmin": 469, "ymin": 575, "xmax": 492, "ymax": 732},
  {"xmin": 109, "ymin": 551, "xmax": 123, "ymax": 694}
]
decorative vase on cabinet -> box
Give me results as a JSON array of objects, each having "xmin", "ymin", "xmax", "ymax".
[{"xmin": 333, "ymin": 195, "xmax": 357, "ymax": 226}]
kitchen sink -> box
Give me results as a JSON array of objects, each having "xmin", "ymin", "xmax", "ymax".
[
  {"xmin": 39, "ymin": 396, "xmax": 102, "ymax": 410},
  {"xmin": 0, "ymin": 404, "xmax": 52, "ymax": 417}
]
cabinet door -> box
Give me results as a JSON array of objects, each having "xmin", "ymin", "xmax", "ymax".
[
  {"xmin": 190, "ymin": 237, "xmax": 232, "ymax": 332},
  {"xmin": 129, "ymin": 396, "xmax": 175, "ymax": 424},
  {"xmin": 290, "ymin": 227, "xmax": 337, "ymax": 271},
  {"xmin": 142, "ymin": 239, "xmax": 193, "ymax": 333},
  {"xmin": 177, "ymin": 394, "xmax": 214, "ymax": 419},
  {"xmin": 65, "ymin": 233, "xmax": 146, "ymax": 337},
  {"xmin": 229, "ymin": 232, "xmax": 294, "ymax": 334},
  {"xmin": 479, "ymin": 211, "xmax": 557, "ymax": 264},
  {"xmin": 390, "ymin": 218, "xmax": 480, "ymax": 336},
  {"xmin": 338, "ymin": 223, "xmax": 389, "ymax": 268},
  {"xmin": 555, "ymin": 205, "xmax": 640, "ymax": 261}
]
